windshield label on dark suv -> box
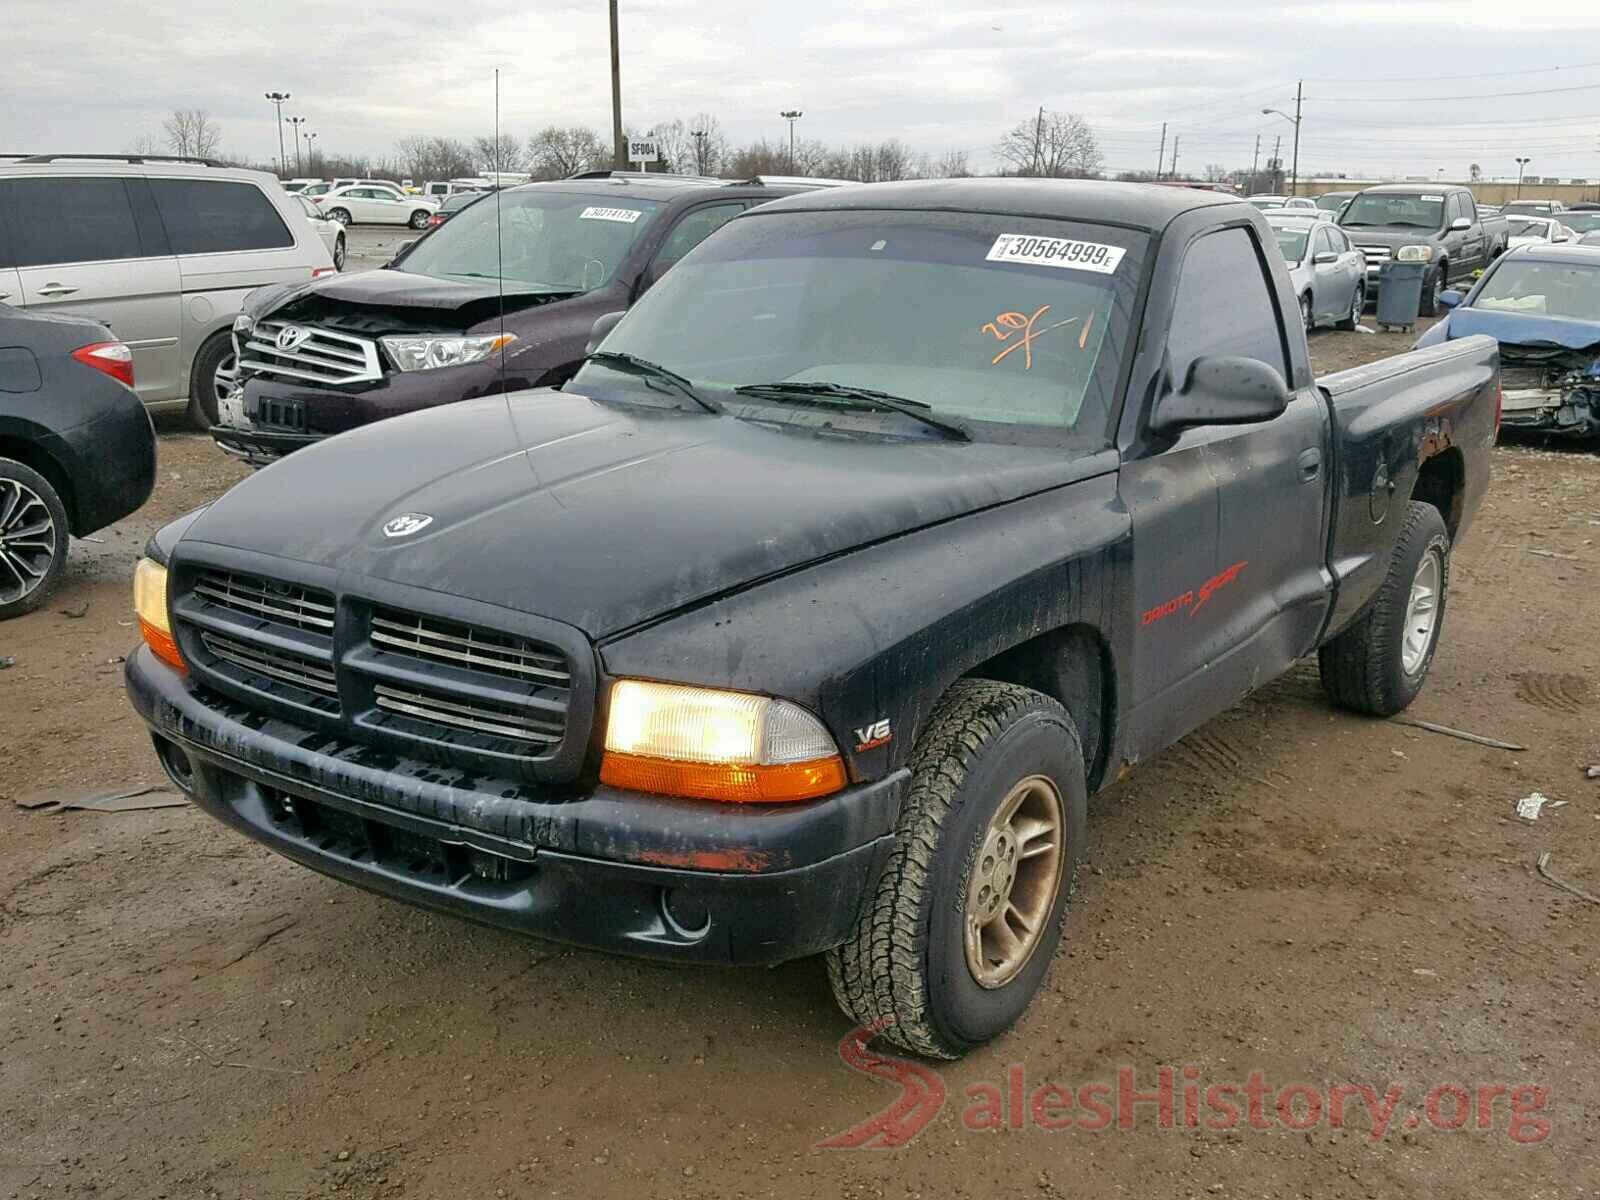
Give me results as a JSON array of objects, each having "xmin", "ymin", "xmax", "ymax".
[
  {"xmin": 580, "ymin": 206, "xmax": 643, "ymax": 224},
  {"xmin": 986, "ymin": 234, "xmax": 1125, "ymax": 275}
]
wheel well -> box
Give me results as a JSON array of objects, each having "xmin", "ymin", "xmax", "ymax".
[
  {"xmin": 1413, "ymin": 447, "xmax": 1464, "ymax": 537},
  {"xmin": 0, "ymin": 436, "xmax": 76, "ymax": 531},
  {"xmin": 964, "ymin": 624, "xmax": 1116, "ymax": 789}
]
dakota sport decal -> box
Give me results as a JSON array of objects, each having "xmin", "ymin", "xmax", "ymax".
[{"xmin": 1141, "ymin": 561, "xmax": 1248, "ymax": 627}]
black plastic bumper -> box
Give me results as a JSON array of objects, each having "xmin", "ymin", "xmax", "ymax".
[
  {"xmin": 211, "ymin": 423, "xmax": 321, "ymax": 465},
  {"xmin": 125, "ymin": 646, "xmax": 903, "ymax": 965}
]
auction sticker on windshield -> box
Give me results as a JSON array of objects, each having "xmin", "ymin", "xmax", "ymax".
[
  {"xmin": 580, "ymin": 206, "xmax": 643, "ymax": 223},
  {"xmin": 986, "ymin": 234, "xmax": 1125, "ymax": 274}
]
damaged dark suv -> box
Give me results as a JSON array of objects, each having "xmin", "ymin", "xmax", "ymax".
[
  {"xmin": 1418, "ymin": 244, "xmax": 1600, "ymax": 436},
  {"xmin": 212, "ymin": 173, "xmax": 823, "ymax": 463}
]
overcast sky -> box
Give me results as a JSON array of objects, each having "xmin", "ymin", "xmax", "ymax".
[{"xmin": 6, "ymin": 0, "xmax": 1599, "ymax": 182}]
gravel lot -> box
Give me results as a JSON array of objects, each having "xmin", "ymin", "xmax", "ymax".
[{"xmin": 2, "ymin": 318, "xmax": 1596, "ymax": 1198}]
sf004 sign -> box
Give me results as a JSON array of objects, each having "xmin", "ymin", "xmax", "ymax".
[{"xmin": 628, "ymin": 139, "xmax": 659, "ymax": 165}]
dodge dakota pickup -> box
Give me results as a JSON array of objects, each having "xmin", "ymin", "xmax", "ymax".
[{"xmin": 126, "ymin": 180, "xmax": 1497, "ymax": 1059}]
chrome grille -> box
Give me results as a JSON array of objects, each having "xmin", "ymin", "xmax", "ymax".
[
  {"xmin": 192, "ymin": 570, "xmax": 335, "ymax": 633},
  {"xmin": 370, "ymin": 609, "xmax": 569, "ymax": 685},
  {"xmin": 373, "ymin": 683, "xmax": 564, "ymax": 747},
  {"xmin": 237, "ymin": 319, "xmax": 382, "ymax": 386},
  {"xmin": 200, "ymin": 630, "xmax": 338, "ymax": 698}
]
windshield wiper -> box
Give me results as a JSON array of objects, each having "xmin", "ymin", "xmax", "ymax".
[
  {"xmin": 732, "ymin": 381, "xmax": 969, "ymax": 441},
  {"xmin": 586, "ymin": 351, "xmax": 721, "ymax": 413}
]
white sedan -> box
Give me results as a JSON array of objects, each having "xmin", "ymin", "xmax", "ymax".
[
  {"xmin": 315, "ymin": 184, "xmax": 439, "ymax": 230},
  {"xmin": 292, "ymin": 193, "xmax": 347, "ymax": 271},
  {"xmin": 1506, "ymin": 216, "xmax": 1573, "ymax": 249}
]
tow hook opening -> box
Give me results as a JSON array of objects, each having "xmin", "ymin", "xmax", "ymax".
[
  {"xmin": 659, "ymin": 887, "xmax": 712, "ymax": 938},
  {"xmin": 153, "ymin": 735, "xmax": 197, "ymax": 794}
]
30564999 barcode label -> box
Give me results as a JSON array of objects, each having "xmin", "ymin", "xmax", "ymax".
[{"xmin": 986, "ymin": 234, "xmax": 1125, "ymax": 274}]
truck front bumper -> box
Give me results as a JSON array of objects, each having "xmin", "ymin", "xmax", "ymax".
[{"xmin": 126, "ymin": 646, "xmax": 903, "ymax": 965}]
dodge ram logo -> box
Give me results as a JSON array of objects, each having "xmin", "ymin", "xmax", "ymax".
[
  {"xmin": 274, "ymin": 325, "xmax": 310, "ymax": 352},
  {"xmin": 382, "ymin": 512, "xmax": 434, "ymax": 538}
]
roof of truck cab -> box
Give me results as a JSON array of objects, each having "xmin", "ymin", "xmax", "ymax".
[
  {"xmin": 742, "ymin": 177, "xmax": 1242, "ymax": 231},
  {"xmin": 1504, "ymin": 243, "xmax": 1600, "ymax": 266},
  {"xmin": 1356, "ymin": 183, "xmax": 1467, "ymax": 195}
]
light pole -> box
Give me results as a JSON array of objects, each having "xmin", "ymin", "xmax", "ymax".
[
  {"xmin": 690, "ymin": 128, "xmax": 708, "ymax": 175},
  {"xmin": 1262, "ymin": 80, "xmax": 1303, "ymax": 196},
  {"xmin": 265, "ymin": 91, "xmax": 291, "ymax": 175},
  {"xmin": 780, "ymin": 110, "xmax": 803, "ymax": 172},
  {"xmin": 609, "ymin": 0, "xmax": 625, "ymax": 170},
  {"xmin": 304, "ymin": 131, "xmax": 318, "ymax": 175},
  {"xmin": 285, "ymin": 116, "xmax": 306, "ymax": 174},
  {"xmin": 1515, "ymin": 157, "xmax": 1531, "ymax": 198}
]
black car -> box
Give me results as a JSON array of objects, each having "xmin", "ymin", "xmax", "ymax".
[
  {"xmin": 0, "ymin": 304, "xmax": 156, "ymax": 618},
  {"xmin": 422, "ymin": 189, "xmax": 487, "ymax": 229},
  {"xmin": 213, "ymin": 172, "xmax": 829, "ymax": 464}
]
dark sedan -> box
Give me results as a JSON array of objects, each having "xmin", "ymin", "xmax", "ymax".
[{"xmin": 0, "ymin": 304, "xmax": 156, "ymax": 618}]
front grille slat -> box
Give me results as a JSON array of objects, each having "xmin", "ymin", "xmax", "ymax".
[
  {"xmin": 373, "ymin": 683, "xmax": 564, "ymax": 745},
  {"xmin": 237, "ymin": 320, "xmax": 382, "ymax": 386},
  {"xmin": 370, "ymin": 612, "xmax": 569, "ymax": 684},
  {"xmin": 201, "ymin": 631, "xmax": 338, "ymax": 696},
  {"xmin": 193, "ymin": 570, "xmax": 335, "ymax": 633}
]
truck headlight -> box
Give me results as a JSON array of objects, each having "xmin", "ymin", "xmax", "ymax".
[
  {"xmin": 380, "ymin": 333, "xmax": 517, "ymax": 372},
  {"xmin": 600, "ymin": 680, "xmax": 846, "ymax": 803},
  {"xmin": 133, "ymin": 558, "xmax": 185, "ymax": 674},
  {"xmin": 1396, "ymin": 244, "xmax": 1434, "ymax": 263}
]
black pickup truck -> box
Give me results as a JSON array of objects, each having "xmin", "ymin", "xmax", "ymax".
[{"xmin": 126, "ymin": 180, "xmax": 1497, "ymax": 1059}]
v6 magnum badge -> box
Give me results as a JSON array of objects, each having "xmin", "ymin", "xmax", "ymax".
[{"xmin": 854, "ymin": 719, "xmax": 892, "ymax": 752}]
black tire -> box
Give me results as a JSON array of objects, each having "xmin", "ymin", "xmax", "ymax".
[
  {"xmin": 1418, "ymin": 261, "xmax": 1446, "ymax": 317},
  {"xmin": 1301, "ymin": 292, "xmax": 1315, "ymax": 333},
  {"xmin": 1318, "ymin": 500, "xmax": 1450, "ymax": 716},
  {"xmin": 0, "ymin": 456, "xmax": 70, "ymax": 620},
  {"xmin": 186, "ymin": 331, "xmax": 234, "ymax": 431},
  {"xmin": 332, "ymin": 233, "xmax": 346, "ymax": 271},
  {"xmin": 825, "ymin": 679, "xmax": 1088, "ymax": 1059},
  {"xmin": 409, "ymin": 210, "xmax": 431, "ymax": 230},
  {"xmin": 1336, "ymin": 280, "xmax": 1364, "ymax": 330},
  {"xmin": 328, "ymin": 207, "xmax": 351, "ymax": 227}
]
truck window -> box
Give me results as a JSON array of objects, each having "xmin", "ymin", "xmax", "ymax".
[
  {"xmin": 148, "ymin": 179, "xmax": 295, "ymax": 255},
  {"xmin": 656, "ymin": 203, "xmax": 744, "ymax": 267},
  {"xmin": 1164, "ymin": 228, "xmax": 1288, "ymax": 385},
  {"xmin": 0, "ymin": 177, "xmax": 144, "ymax": 267}
]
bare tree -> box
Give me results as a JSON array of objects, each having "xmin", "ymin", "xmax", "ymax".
[
  {"xmin": 526, "ymin": 126, "xmax": 608, "ymax": 179},
  {"xmin": 928, "ymin": 149, "xmax": 971, "ymax": 178},
  {"xmin": 396, "ymin": 136, "xmax": 476, "ymax": 182},
  {"xmin": 1202, "ymin": 162, "xmax": 1228, "ymax": 182},
  {"xmin": 994, "ymin": 110, "xmax": 1102, "ymax": 178},
  {"xmin": 645, "ymin": 119, "xmax": 693, "ymax": 174},
  {"xmin": 127, "ymin": 133, "xmax": 164, "ymax": 157},
  {"xmin": 163, "ymin": 110, "xmax": 222, "ymax": 159},
  {"xmin": 473, "ymin": 134, "xmax": 524, "ymax": 175},
  {"xmin": 685, "ymin": 113, "xmax": 727, "ymax": 176},
  {"xmin": 1469, "ymin": 162, "xmax": 1482, "ymax": 183}
]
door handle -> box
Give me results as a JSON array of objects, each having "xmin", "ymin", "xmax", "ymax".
[
  {"xmin": 1297, "ymin": 447, "xmax": 1323, "ymax": 482},
  {"xmin": 37, "ymin": 284, "xmax": 79, "ymax": 297}
]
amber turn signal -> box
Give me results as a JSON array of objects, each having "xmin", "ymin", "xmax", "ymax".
[{"xmin": 600, "ymin": 750, "xmax": 847, "ymax": 804}]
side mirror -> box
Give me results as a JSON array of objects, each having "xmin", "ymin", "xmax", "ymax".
[
  {"xmin": 585, "ymin": 311, "xmax": 626, "ymax": 356},
  {"xmin": 1449, "ymin": 217, "xmax": 1472, "ymax": 232},
  {"xmin": 1312, "ymin": 252, "xmax": 1338, "ymax": 265},
  {"xmin": 1439, "ymin": 289, "xmax": 1464, "ymax": 309},
  {"xmin": 1149, "ymin": 356, "xmax": 1291, "ymax": 435}
]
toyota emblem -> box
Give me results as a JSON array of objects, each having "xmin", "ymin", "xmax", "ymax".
[{"xmin": 275, "ymin": 325, "xmax": 310, "ymax": 352}]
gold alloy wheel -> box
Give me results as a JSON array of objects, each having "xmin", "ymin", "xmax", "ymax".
[{"xmin": 964, "ymin": 774, "xmax": 1067, "ymax": 989}]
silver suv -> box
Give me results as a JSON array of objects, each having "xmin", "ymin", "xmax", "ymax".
[{"xmin": 0, "ymin": 155, "xmax": 336, "ymax": 428}]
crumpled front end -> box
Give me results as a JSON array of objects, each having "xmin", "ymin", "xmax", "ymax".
[{"xmin": 1498, "ymin": 346, "xmax": 1600, "ymax": 438}]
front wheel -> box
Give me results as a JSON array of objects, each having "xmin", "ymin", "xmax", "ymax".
[
  {"xmin": 332, "ymin": 233, "xmax": 346, "ymax": 271},
  {"xmin": 186, "ymin": 331, "xmax": 235, "ymax": 430},
  {"xmin": 0, "ymin": 457, "xmax": 69, "ymax": 620},
  {"xmin": 825, "ymin": 679, "xmax": 1087, "ymax": 1059},
  {"xmin": 1419, "ymin": 261, "xmax": 1446, "ymax": 317},
  {"xmin": 409, "ymin": 210, "xmax": 431, "ymax": 230},
  {"xmin": 1318, "ymin": 500, "xmax": 1450, "ymax": 716},
  {"xmin": 1336, "ymin": 280, "xmax": 1364, "ymax": 330}
]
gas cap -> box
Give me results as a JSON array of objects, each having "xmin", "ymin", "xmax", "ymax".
[{"xmin": 1370, "ymin": 462, "xmax": 1392, "ymax": 523}]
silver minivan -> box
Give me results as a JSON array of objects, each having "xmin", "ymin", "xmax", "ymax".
[{"xmin": 0, "ymin": 155, "xmax": 335, "ymax": 427}]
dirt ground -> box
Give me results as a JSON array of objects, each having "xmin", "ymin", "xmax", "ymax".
[{"xmin": 3, "ymin": 320, "xmax": 1597, "ymax": 1198}]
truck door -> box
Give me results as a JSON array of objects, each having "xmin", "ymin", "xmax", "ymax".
[
  {"xmin": 1456, "ymin": 193, "xmax": 1486, "ymax": 273},
  {"xmin": 1193, "ymin": 227, "xmax": 1332, "ymax": 680}
]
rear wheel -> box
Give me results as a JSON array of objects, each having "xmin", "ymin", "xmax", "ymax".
[
  {"xmin": 332, "ymin": 233, "xmax": 346, "ymax": 271},
  {"xmin": 328, "ymin": 207, "xmax": 351, "ymax": 227},
  {"xmin": 409, "ymin": 210, "xmax": 431, "ymax": 230},
  {"xmin": 1319, "ymin": 500, "xmax": 1450, "ymax": 716},
  {"xmin": 1301, "ymin": 292, "xmax": 1315, "ymax": 333},
  {"xmin": 186, "ymin": 331, "xmax": 235, "ymax": 431},
  {"xmin": 825, "ymin": 679, "xmax": 1087, "ymax": 1059},
  {"xmin": 0, "ymin": 457, "xmax": 69, "ymax": 620},
  {"xmin": 1336, "ymin": 280, "xmax": 1364, "ymax": 330}
]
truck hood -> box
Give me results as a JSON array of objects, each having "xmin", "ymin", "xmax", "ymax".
[
  {"xmin": 244, "ymin": 270, "xmax": 577, "ymax": 331},
  {"xmin": 181, "ymin": 389, "xmax": 1102, "ymax": 636},
  {"xmin": 1337, "ymin": 226, "xmax": 1442, "ymax": 247},
  {"xmin": 1441, "ymin": 307, "xmax": 1600, "ymax": 353}
]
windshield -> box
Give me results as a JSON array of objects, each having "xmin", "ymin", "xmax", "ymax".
[
  {"xmin": 1506, "ymin": 218, "xmax": 1550, "ymax": 238},
  {"xmin": 397, "ymin": 189, "xmax": 662, "ymax": 290},
  {"xmin": 1472, "ymin": 259, "xmax": 1600, "ymax": 322},
  {"xmin": 1248, "ymin": 198, "xmax": 1283, "ymax": 210},
  {"xmin": 575, "ymin": 210, "xmax": 1147, "ymax": 443},
  {"xmin": 1271, "ymin": 228, "xmax": 1310, "ymax": 263},
  {"xmin": 1340, "ymin": 193, "xmax": 1444, "ymax": 229},
  {"xmin": 1563, "ymin": 212, "xmax": 1600, "ymax": 234},
  {"xmin": 1501, "ymin": 204, "xmax": 1551, "ymax": 217},
  {"xmin": 1315, "ymin": 194, "xmax": 1350, "ymax": 211}
]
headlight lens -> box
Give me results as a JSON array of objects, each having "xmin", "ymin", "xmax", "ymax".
[
  {"xmin": 1396, "ymin": 244, "xmax": 1434, "ymax": 263},
  {"xmin": 600, "ymin": 680, "xmax": 846, "ymax": 803},
  {"xmin": 133, "ymin": 558, "xmax": 185, "ymax": 673},
  {"xmin": 380, "ymin": 333, "xmax": 517, "ymax": 372}
]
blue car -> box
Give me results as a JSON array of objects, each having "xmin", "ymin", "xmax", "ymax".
[{"xmin": 1416, "ymin": 244, "xmax": 1600, "ymax": 437}]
